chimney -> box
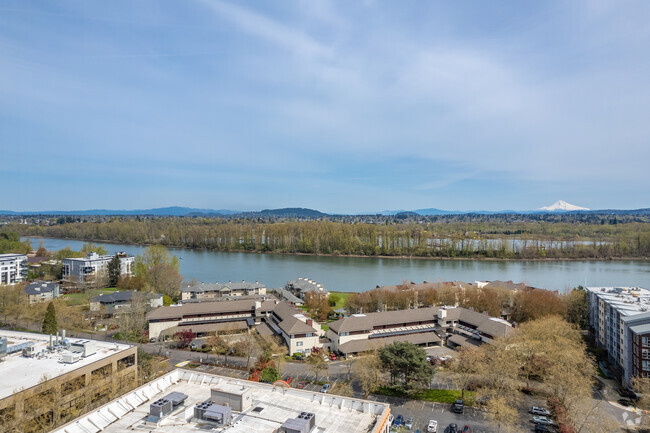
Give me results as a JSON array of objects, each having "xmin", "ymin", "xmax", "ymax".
[{"xmin": 306, "ymin": 319, "xmax": 313, "ymax": 327}]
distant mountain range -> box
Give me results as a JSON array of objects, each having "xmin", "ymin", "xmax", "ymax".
[{"xmin": 1, "ymin": 203, "xmax": 649, "ymax": 217}]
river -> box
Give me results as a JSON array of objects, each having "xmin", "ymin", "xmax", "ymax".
[{"xmin": 24, "ymin": 237, "xmax": 650, "ymax": 292}]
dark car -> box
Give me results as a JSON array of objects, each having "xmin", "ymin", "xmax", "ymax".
[
  {"xmin": 395, "ymin": 415, "xmax": 404, "ymax": 426},
  {"xmin": 446, "ymin": 423, "xmax": 458, "ymax": 433},
  {"xmin": 535, "ymin": 424, "xmax": 558, "ymax": 433},
  {"xmin": 452, "ymin": 399, "xmax": 464, "ymax": 414},
  {"xmin": 461, "ymin": 426, "xmax": 471, "ymax": 433}
]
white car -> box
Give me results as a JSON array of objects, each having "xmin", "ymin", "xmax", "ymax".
[
  {"xmin": 405, "ymin": 418, "xmax": 413, "ymax": 429},
  {"xmin": 530, "ymin": 406, "xmax": 551, "ymax": 416},
  {"xmin": 427, "ymin": 419, "xmax": 438, "ymax": 432},
  {"xmin": 532, "ymin": 416, "xmax": 555, "ymax": 426}
]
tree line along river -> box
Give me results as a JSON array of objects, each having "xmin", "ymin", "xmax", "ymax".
[{"xmin": 25, "ymin": 237, "xmax": 650, "ymax": 293}]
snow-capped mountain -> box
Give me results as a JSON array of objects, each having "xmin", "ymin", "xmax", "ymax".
[{"xmin": 538, "ymin": 200, "xmax": 590, "ymax": 211}]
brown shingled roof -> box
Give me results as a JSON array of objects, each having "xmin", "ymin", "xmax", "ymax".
[
  {"xmin": 272, "ymin": 302, "xmax": 317, "ymax": 335},
  {"xmin": 146, "ymin": 299, "xmax": 276, "ymax": 321},
  {"xmin": 329, "ymin": 307, "xmax": 438, "ymax": 334}
]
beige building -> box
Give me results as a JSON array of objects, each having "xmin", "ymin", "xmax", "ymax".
[
  {"xmin": 51, "ymin": 369, "xmax": 392, "ymax": 433},
  {"xmin": 265, "ymin": 302, "xmax": 324, "ymax": 355},
  {"xmin": 0, "ymin": 330, "xmax": 137, "ymax": 433}
]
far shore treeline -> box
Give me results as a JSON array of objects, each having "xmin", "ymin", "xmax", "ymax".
[{"xmin": 3, "ymin": 214, "xmax": 649, "ymax": 259}]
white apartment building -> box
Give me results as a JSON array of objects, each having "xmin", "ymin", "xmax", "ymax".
[
  {"xmin": 62, "ymin": 252, "xmax": 134, "ymax": 285},
  {"xmin": 0, "ymin": 253, "xmax": 28, "ymax": 284},
  {"xmin": 587, "ymin": 286, "xmax": 650, "ymax": 383}
]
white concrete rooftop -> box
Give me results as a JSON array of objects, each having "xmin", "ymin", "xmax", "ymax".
[
  {"xmin": 53, "ymin": 369, "xmax": 390, "ymax": 433},
  {"xmin": 587, "ymin": 286, "xmax": 650, "ymax": 316},
  {"xmin": 0, "ymin": 329, "xmax": 133, "ymax": 400}
]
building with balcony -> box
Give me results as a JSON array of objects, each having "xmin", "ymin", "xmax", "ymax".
[
  {"xmin": 265, "ymin": 302, "xmax": 324, "ymax": 355},
  {"xmin": 285, "ymin": 278, "xmax": 329, "ymax": 300},
  {"xmin": 587, "ymin": 286, "xmax": 650, "ymax": 383},
  {"xmin": 180, "ymin": 281, "xmax": 266, "ymax": 301},
  {"xmin": 62, "ymin": 252, "xmax": 134, "ymax": 286},
  {"xmin": 0, "ymin": 330, "xmax": 137, "ymax": 433},
  {"xmin": 327, "ymin": 306, "xmax": 513, "ymax": 356},
  {"xmin": 0, "ymin": 253, "xmax": 28, "ymax": 284}
]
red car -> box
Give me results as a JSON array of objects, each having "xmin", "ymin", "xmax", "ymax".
[
  {"xmin": 296, "ymin": 381, "xmax": 307, "ymax": 389},
  {"xmin": 330, "ymin": 353, "xmax": 337, "ymax": 360}
]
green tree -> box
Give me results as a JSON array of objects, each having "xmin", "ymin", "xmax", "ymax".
[
  {"xmin": 259, "ymin": 366, "xmax": 281, "ymax": 383},
  {"xmin": 42, "ymin": 302, "xmax": 58, "ymax": 335},
  {"xmin": 80, "ymin": 242, "xmax": 108, "ymax": 256},
  {"xmin": 379, "ymin": 342, "xmax": 433, "ymax": 388},
  {"xmin": 107, "ymin": 254, "xmax": 121, "ymax": 287},
  {"xmin": 134, "ymin": 245, "xmax": 182, "ymax": 298},
  {"xmin": 352, "ymin": 349, "xmax": 384, "ymax": 397},
  {"xmin": 564, "ymin": 286, "xmax": 589, "ymax": 329},
  {"xmin": 162, "ymin": 294, "xmax": 173, "ymax": 306}
]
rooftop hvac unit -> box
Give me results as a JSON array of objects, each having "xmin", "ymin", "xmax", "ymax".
[
  {"xmin": 62, "ymin": 352, "xmax": 81, "ymax": 364},
  {"xmin": 194, "ymin": 401, "xmax": 232, "ymax": 425},
  {"xmin": 279, "ymin": 412, "xmax": 316, "ymax": 433},
  {"xmin": 150, "ymin": 398, "xmax": 173, "ymax": 418},
  {"xmin": 22, "ymin": 345, "xmax": 37, "ymax": 357},
  {"xmin": 70, "ymin": 340, "xmax": 96, "ymax": 357}
]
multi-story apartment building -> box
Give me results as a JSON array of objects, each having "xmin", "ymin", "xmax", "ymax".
[
  {"xmin": 265, "ymin": 302, "xmax": 324, "ymax": 355},
  {"xmin": 0, "ymin": 253, "xmax": 28, "ymax": 284},
  {"xmin": 181, "ymin": 281, "xmax": 267, "ymax": 301},
  {"xmin": 587, "ymin": 286, "xmax": 650, "ymax": 383},
  {"xmin": 62, "ymin": 252, "xmax": 134, "ymax": 285},
  {"xmin": 0, "ymin": 330, "xmax": 137, "ymax": 433},
  {"xmin": 327, "ymin": 306, "xmax": 513, "ymax": 355},
  {"xmin": 285, "ymin": 278, "xmax": 329, "ymax": 300}
]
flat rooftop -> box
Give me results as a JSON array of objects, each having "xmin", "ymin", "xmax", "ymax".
[
  {"xmin": 0, "ymin": 329, "xmax": 133, "ymax": 400},
  {"xmin": 53, "ymin": 369, "xmax": 390, "ymax": 433},
  {"xmin": 587, "ymin": 286, "xmax": 650, "ymax": 316}
]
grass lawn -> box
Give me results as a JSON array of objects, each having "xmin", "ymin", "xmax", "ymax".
[
  {"xmin": 321, "ymin": 324, "xmax": 329, "ymax": 331},
  {"xmin": 63, "ymin": 287, "xmax": 118, "ymax": 306},
  {"xmin": 329, "ymin": 291, "xmax": 352, "ymax": 310},
  {"xmin": 375, "ymin": 386, "xmax": 475, "ymax": 404}
]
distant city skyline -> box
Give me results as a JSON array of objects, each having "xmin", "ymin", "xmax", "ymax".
[{"xmin": 1, "ymin": 1, "xmax": 649, "ymax": 213}]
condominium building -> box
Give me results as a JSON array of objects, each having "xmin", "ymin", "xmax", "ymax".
[
  {"xmin": 23, "ymin": 281, "xmax": 60, "ymax": 304},
  {"xmin": 146, "ymin": 299, "xmax": 277, "ymax": 339},
  {"xmin": 0, "ymin": 330, "xmax": 137, "ymax": 433},
  {"xmin": 62, "ymin": 252, "xmax": 134, "ymax": 285},
  {"xmin": 180, "ymin": 281, "xmax": 267, "ymax": 301},
  {"xmin": 89, "ymin": 290, "xmax": 163, "ymax": 314},
  {"xmin": 51, "ymin": 369, "xmax": 391, "ymax": 433},
  {"xmin": 265, "ymin": 302, "xmax": 324, "ymax": 355},
  {"xmin": 285, "ymin": 278, "xmax": 329, "ymax": 299},
  {"xmin": 0, "ymin": 253, "xmax": 28, "ymax": 284},
  {"xmin": 587, "ymin": 286, "xmax": 650, "ymax": 383},
  {"xmin": 327, "ymin": 306, "xmax": 513, "ymax": 355}
]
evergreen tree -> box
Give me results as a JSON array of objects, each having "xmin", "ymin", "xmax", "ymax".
[
  {"xmin": 42, "ymin": 302, "xmax": 58, "ymax": 335},
  {"xmin": 108, "ymin": 254, "xmax": 121, "ymax": 287}
]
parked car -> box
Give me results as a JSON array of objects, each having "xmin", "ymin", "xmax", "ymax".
[
  {"xmin": 530, "ymin": 407, "xmax": 551, "ymax": 416},
  {"xmin": 330, "ymin": 353, "xmax": 337, "ymax": 360},
  {"xmin": 461, "ymin": 426, "xmax": 471, "ymax": 433},
  {"xmin": 532, "ymin": 416, "xmax": 556, "ymax": 426},
  {"xmin": 395, "ymin": 415, "xmax": 404, "ymax": 426},
  {"xmin": 427, "ymin": 419, "xmax": 438, "ymax": 432},
  {"xmin": 296, "ymin": 381, "xmax": 306, "ymax": 389},
  {"xmin": 388, "ymin": 414, "xmax": 394, "ymax": 426},
  {"xmin": 535, "ymin": 425, "xmax": 558, "ymax": 433},
  {"xmin": 149, "ymin": 337, "xmax": 156, "ymax": 343},
  {"xmin": 284, "ymin": 376, "xmax": 292, "ymax": 384},
  {"xmin": 452, "ymin": 399, "xmax": 464, "ymax": 414},
  {"xmin": 405, "ymin": 418, "xmax": 414, "ymax": 429},
  {"xmin": 320, "ymin": 383, "xmax": 331, "ymax": 393},
  {"xmin": 446, "ymin": 423, "xmax": 458, "ymax": 433}
]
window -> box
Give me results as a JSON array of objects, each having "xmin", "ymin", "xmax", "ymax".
[
  {"xmin": 296, "ymin": 341, "xmax": 303, "ymax": 346},
  {"xmin": 643, "ymin": 337, "xmax": 650, "ymax": 347},
  {"xmin": 305, "ymin": 349, "xmax": 311, "ymax": 354}
]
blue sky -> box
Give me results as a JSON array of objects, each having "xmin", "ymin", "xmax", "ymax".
[{"xmin": 1, "ymin": 1, "xmax": 649, "ymax": 213}]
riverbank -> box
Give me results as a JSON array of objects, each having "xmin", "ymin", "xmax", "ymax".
[{"xmin": 23, "ymin": 235, "xmax": 649, "ymax": 262}]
